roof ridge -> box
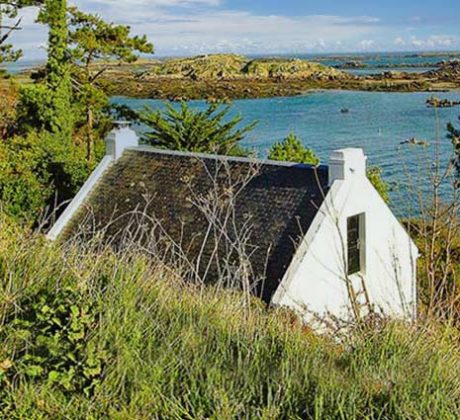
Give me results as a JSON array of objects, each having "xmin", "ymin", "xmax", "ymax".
[{"xmin": 125, "ymin": 145, "xmax": 329, "ymax": 171}]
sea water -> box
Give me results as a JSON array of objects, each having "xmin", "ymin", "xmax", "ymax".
[{"xmin": 112, "ymin": 90, "xmax": 460, "ymax": 214}]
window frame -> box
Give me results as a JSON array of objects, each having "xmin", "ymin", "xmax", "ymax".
[{"xmin": 346, "ymin": 213, "xmax": 366, "ymax": 276}]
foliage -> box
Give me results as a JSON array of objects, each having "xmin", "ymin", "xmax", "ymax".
[
  {"xmin": 139, "ymin": 101, "xmax": 256, "ymax": 155},
  {"xmin": 268, "ymin": 133, "xmax": 319, "ymax": 165},
  {"xmin": 367, "ymin": 166, "xmax": 390, "ymax": 203},
  {"xmin": 410, "ymin": 216, "xmax": 460, "ymax": 322},
  {"xmin": 0, "ymin": 131, "xmax": 92, "ymax": 222},
  {"xmin": 16, "ymin": 0, "xmax": 74, "ymax": 139},
  {"xmin": 447, "ymin": 116, "xmax": 460, "ymax": 184},
  {"xmin": 0, "ymin": 82, "xmax": 18, "ymax": 139},
  {"xmin": 1, "ymin": 227, "xmax": 460, "ymax": 417},
  {"xmin": 68, "ymin": 6, "xmax": 153, "ymax": 67},
  {"xmin": 68, "ymin": 6, "xmax": 153, "ymax": 161},
  {"xmin": 1, "ymin": 2, "xmax": 153, "ymax": 224},
  {"xmin": 268, "ymin": 133, "xmax": 390, "ymax": 202},
  {"xmin": 6, "ymin": 286, "xmax": 105, "ymax": 396}
]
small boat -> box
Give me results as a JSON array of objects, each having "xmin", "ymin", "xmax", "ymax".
[{"xmin": 340, "ymin": 108, "xmax": 350, "ymax": 114}]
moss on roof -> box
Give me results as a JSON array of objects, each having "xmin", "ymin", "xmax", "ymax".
[{"xmin": 64, "ymin": 148, "xmax": 328, "ymax": 302}]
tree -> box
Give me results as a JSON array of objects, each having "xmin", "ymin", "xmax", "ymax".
[
  {"xmin": 68, "ymin": 7, "xmax": 153, "ymax": 162},
  {"xmin": 268, "ymin": 133, "xmax": 319, "ymax": 165},
  {"xmin": 39, "ymin": 0, "xmax": 73, "ymax": 138},
  {"xmin": 138, "ymin": 102, "xmax": 256, "ymax": 155},
  {"xmin": 0, "ymin": 83, "xmax": 18, "ymax": 139},
  {"xmin": 0, "ymin": 130, "xmax": 90, "ymax": 222},
  {"xmin": 18, "ymin": 0, "xmax": 73, "ymax": 139},
  {"xmin": 268, "ymin": 133, "xmax": 390, "ymax": 202}
]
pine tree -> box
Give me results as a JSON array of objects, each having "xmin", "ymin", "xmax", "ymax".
[
  {"xmin": 68, "ymin": 7, "xmax": 153, "ymax": 161},
  {"xmin": 37, "ymin": 0, "xmax": 73, "ymax": 139}
]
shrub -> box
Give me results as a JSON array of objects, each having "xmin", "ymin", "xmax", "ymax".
[
  {"xmin": 268, "ymin": 133, "xmax": 390, "ymax": 202},
  {"xmin": 268, "ymin": 133, "xmax": 319, "ymax": 165},
  {"xmin": 0, "ymin": 81, "xmax": 18, "ymax": 140},
  {"xmin": 0, "ymin": 131, "xmax": 93, "ymax": 223},
  {"xmin": 367, "ymin": 166, "xmax": 390, "ymax": 203}
]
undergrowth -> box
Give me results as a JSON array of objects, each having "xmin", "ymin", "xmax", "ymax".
[{"xmin": 1, "ymin": 220, "xmax": 460, "ymax": 419}]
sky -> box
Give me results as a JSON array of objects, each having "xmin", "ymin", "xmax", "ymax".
[{"xmin": 6, "ymin": 0, "xmax": 460, "ymax": 60}]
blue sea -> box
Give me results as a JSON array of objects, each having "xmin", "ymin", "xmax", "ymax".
[{"xmin": 112, "ymin": 90, "xmax": 460, "ymax": 214}]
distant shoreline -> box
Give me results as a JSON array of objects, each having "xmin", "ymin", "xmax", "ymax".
[
  {"xmin": 95, "ymin": 54, "xmax": 460, "ymax": 100},
  {"xmin": 11, "ymin": 53, "xmax": 460, "ymax": 100}
]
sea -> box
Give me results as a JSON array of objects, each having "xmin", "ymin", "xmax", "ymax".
[
  {"xmin": 112, "ymin": 90, "xmax": 460, "ymax": 214},
  {"xmin": 5, "ymin": 52, "xmax": 460, "ymax": 212}
]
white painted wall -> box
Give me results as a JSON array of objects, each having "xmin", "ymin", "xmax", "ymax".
[{"xmin": 272, "ymin": 160, "xmax": 418, "ymax": 324}]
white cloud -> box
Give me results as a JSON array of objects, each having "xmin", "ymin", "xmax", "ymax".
[
  {"xmin": 89, "ymin": 7, "xmax": 381, "ymax": 55},
  {"xmin": 85, "ymin": 0, "xmax": 221, "ymax": 7},
  {"xmin": 408, "ymin": 35, "xmax": 458, "ymax": 49},
  {"xmin": 3, "ymin": 7, "xmax": 47, "ymax": 59},
  {"xmin": 4, "ymin": 0, "xmax": 460, "ymax": 61},
  {"xmin": 358, "ymin": 39, "xmax": 375, "ymax": 50}
]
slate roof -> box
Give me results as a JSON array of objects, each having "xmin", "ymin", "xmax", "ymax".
[{"xmin": 64, "ymin": 147, "xmax": 329, "ymax": 302}]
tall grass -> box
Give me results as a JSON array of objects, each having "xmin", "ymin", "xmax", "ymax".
[{"xmin": 1, "ymin": 220, "xmax": 460, "ymax": 419}]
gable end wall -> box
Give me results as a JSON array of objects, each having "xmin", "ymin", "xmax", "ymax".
[{"xmin": 273, "ymin": 176, "xmax": 418, "ymax": 324}]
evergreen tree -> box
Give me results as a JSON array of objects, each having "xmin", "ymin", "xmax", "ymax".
[
  {"xmin": 68, "ymin": 7, "xmax": 153, "ymax": 161},
  {"xmin": 139, "ymin": 102, "xmax": 256, "ymax": 156},
  {"xmin": 38, "ymin": 0, "xmax": 73, "ymax": 138},
  {"xmin": 17, "ymin": 0, "xmax": 73, "ymax": 139},
  {"xmin": 268, "ymin": 133, "xmax": 390, "ymax": 202}
]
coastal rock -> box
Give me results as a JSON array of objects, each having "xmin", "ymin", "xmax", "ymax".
[
  {"xmin": 94, "ymin": 53, "xmax": 460, "ymax": 100},
  {"xmin": 335, "ymin": 60, "xmax": 368, "ymax": 69},
  {"xmin": 426, "ymin": 96, "xmax": 460, "ymax": 108},
  {"xmin": 426, "ymin": 60, "xmax": 460, "ymax": 81}
]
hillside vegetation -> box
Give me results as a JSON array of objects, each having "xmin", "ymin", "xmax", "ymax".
[
  {"xmin": 148, "ymin": 54, "xmax": 348, "ymax": 80},
  {"xmin": 94, "ymin": 53, "xmax": 359, "ymax": 100},
  {"xmin": 1, "ymin": 220, "xmax": 460, "ymax": 418},
  {"xmin": 153, "ymin": 54, "xmax": 249, "ymax": 79},
  {"xmin": 93, "ymin": 54, "xmax": 460, "ymax": 99}
]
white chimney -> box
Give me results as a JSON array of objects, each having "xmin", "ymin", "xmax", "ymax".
[
  {"xmin": 328, "ymin": 148, "xmax": 367, "ymax": 186},
  {"xmin": 106, "ymin": 121, "xmax": 139, "ymax": 160}
]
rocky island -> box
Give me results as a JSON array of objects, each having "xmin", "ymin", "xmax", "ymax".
[{"xmin": 29, "ymin": 54, "xmax": 460, "ymax": 100}]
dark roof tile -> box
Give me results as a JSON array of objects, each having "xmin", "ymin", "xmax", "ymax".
[{"xmin": 65, "ymin": 148, "xmax": 329, "ymax": 302}]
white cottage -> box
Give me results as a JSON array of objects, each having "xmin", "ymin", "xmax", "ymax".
[{"xmin": 48, "ymin": 124, "xmax": 418, "ymax": 323}]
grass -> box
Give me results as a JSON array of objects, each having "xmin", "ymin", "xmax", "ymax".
[{"xmin": 1, "ymin": 219, "xmax": 460, "ymax": 418}]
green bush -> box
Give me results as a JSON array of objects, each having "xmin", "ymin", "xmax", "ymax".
[
  {"xmin": 0, "ymin": 131, "xmax": 93, "ymax": 223},
  {"xmin": 268, "ymin": 133, "xmax": 319, "ymax": 165},
  {"xmin": 367, "ymin": 166, "xmax": 390, "ymax": 203},
  {"xmin": 5, "ymin": 287, "xmax": 105, "ymax": 396},
  {"xmin": 268, "ymin": 133, "xmax": 390, "ymax": 202}
]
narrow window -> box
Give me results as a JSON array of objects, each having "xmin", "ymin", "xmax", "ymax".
[{"xmin": 347, "ymin": 214, "xmax": 365, "ymax": 275}]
